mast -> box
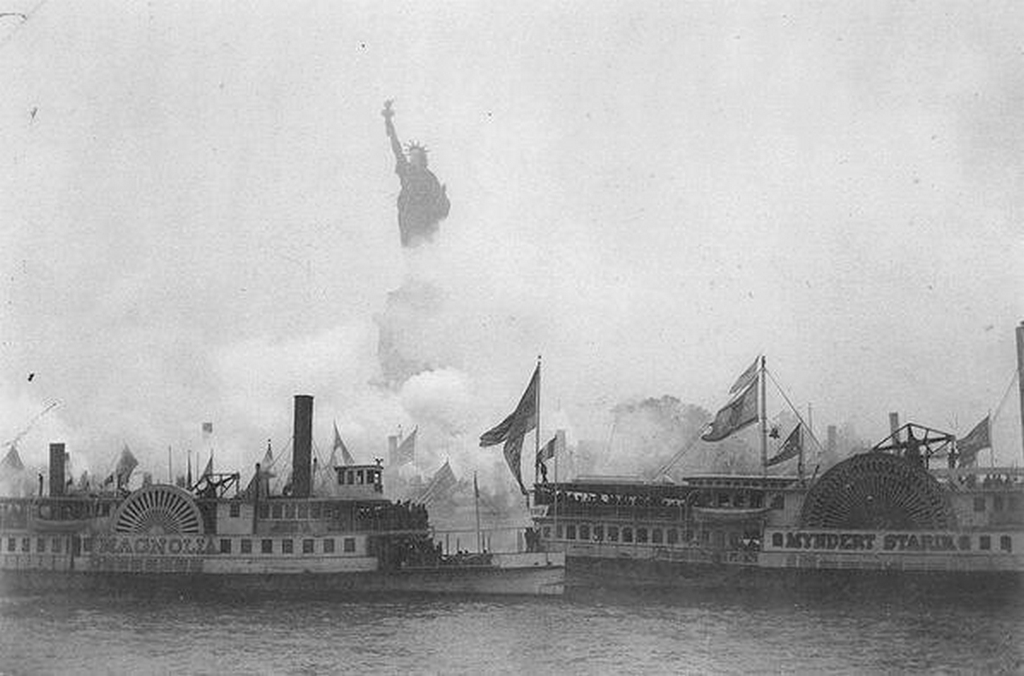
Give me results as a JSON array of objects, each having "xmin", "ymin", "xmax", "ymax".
[
  {"xmin": 474, "ymin": 472, "xmax": 482, "ymax": 553},
  {"xmin": 532, "ymin": 355, "xmax": 541, "ymax": 508},
  {"xmin": 1016, "ymin": 321, "xmax": 1024, "ymax": 465},
  {"xmin": 760, "ymin": 355, "xmax": 768, "ymax": 473}
]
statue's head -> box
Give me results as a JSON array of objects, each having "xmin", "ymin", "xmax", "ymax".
[{"xmin": 405, "ymin": 142, "xmax": 428, "ymax": 168}]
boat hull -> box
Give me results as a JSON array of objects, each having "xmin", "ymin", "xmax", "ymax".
[{"xmin": 0, "ymin": 552, "xmax": 565, "ymax": 598}]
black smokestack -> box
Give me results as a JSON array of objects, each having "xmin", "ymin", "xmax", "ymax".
[
  {"xmin": 49, "ymin": 443, "xmax": 65, "ymax": 497},
  {"xmin": 292, "ymin": 395, "xmax": 313, "ymax": 498}
]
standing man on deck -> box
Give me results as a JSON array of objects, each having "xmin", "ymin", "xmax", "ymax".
[{"xmin": 382, "ymin": 100, "xmax": 450, "ymax": 247}]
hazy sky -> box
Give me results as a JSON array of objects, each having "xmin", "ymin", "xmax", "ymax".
[{"xmin": 1, "ymin": 1, "xmax": 1022, "ymax": 481}]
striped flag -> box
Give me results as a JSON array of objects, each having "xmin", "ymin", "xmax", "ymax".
[
  {"xmin": 767, "ymin": 424, "xmax": 802, "ymax": 466},
  {"xmin": 480, "ymin": 365, "xmax": 539, "ymax": 495},
  {"xmin": 701, "ymin": 380, "xmax": 759, "ymax": 442},
  {"xmin": 957, "ymin": 415, "xmax": 991, "ymax": 467}
]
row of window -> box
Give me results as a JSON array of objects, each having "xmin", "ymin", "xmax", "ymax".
[
  {"xmin": 5, "ymin": 535, "xmax": 357, "ymax": 556},
  {"xmin": 253, "ymin": 502, "xmax": 338, "ymax": 521},
  {"xmin": 219, "ymin": 537, "xmax": 357, "ymax": 555},
  {"xmin": 973, "ymin": 495, "xmax": 1021, "ymax": 512},
  {"xmin": 6, "ymin": 536, "xmax": 64, "ymax": 554},
  {"xmin": 542, "ymin": 523, "xmax": 695, "ymax": 545}
]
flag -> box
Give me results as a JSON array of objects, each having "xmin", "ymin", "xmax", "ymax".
[
  {"xmin": 536, "ymin": 435, "xmax": 556, "ymax": 467},
  {"xmin": 420, "ymin": 460, "xmax": 458, "ymax": 505},
  {"xmin": 200, "ymin": 454, "xmax": 213, "ymax": 479},
  {"xmin": 729, "ymin": 356, "xmax": 760, "ymax": 395},
  {"xmin": 391, "ymin": 428, "xmax": 416, "ymax": 466},
  {"xmin": 116, "ymin": 444, "xmax": 138, "ymax": 488},
  {"xmin": 333, "ymin": 423, "xmax": 355, "ymax": 466},
  {"xmin": 957, "ymin": 415, "xmax": 991, "ymax": 467},
  {"xmin": 480, "ymin": 365, "xmax": 539, "ymax": 496},
  {"xmin": 480, "ymin": 365, "xmax": 539, "ymax": 448},
  {"xmin": 767, "ymin": 424, "xmax": 802, "ymax": 466},
  {"xmin": 701, "ymin": 380, "xmax": 759, "ymax": 442},
  {"xmin": 0, "ymin": 444, "xmax": 25, "ymax": 473}
]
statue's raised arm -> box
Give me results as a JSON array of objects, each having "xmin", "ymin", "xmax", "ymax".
[{"xmin": 382, "ymin": 100, "xmax": 405, "ymax": 166}]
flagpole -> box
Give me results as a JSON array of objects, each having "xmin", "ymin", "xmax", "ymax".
[
  {"xmin": 532, "ymin": 355, "xmax": 541, "ymax": 509},
  {"xmin": 760, "ymin": 356, "xmax": 768, "ymax": 474},
  {"xmin": 474, "ymin": 472, "xmax": 482, "ymax": 553},
  {"xmin": 167, "ymin": 445, "xmax": 172, "ymax": 484}
]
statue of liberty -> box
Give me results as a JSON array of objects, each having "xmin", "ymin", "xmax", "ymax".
[{"xmin": 382, "ymin": 100, "xmax": 450, "ymax": 247}]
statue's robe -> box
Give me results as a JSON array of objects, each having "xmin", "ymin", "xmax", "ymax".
[{"xmin": 395, "ymin": 159, "xmax": 449, "ymax": 247}]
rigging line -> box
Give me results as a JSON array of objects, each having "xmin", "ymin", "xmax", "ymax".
[
  {"xmin": 990, "ymin": 370, "xmax": 1019, "ymax": 424},
  {"xmin": 649, "ymin": 430, "xmax": 704, "ymax": 482},
  {"xmin": 765, "ymin": 368, "xmax": 826, "ymax": 456},
  {"xmin": 0, "ymin": 0, "xmax": 49, "ymax": 53}
]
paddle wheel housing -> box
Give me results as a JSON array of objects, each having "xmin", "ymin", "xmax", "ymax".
[
  {"xmin": 112, "ymin": 484, "xmax": 205, "ymax": 535},
  {"xmin": 800, "ymin": 452, "xmax": 955, "ymax": 530}
]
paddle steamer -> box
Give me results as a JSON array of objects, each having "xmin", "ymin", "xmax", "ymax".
[
  {"xmin": 0, "ymin": 396, "xmax": 563, "ymax": 597},
  {"xmin": 531, "ymin": 326, "xmax": 1024, "ymax": 595}
]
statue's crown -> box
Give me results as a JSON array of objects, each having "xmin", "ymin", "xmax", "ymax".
[{"xmin": 405, "ymin": 141, "xmax": 428, "ymax": 155}]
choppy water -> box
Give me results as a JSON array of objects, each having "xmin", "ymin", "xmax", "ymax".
[{"xmin": 1, "ymin": 590, "xmax": 1022, "ymax": 674}]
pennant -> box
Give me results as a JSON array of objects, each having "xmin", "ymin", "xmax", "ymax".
[
  {"xmin": 201, "ymin": 455, "xmax": 213, "ymax": 479},
  {"xmin": 391, "ymin": 428, "xmax": 417, "ymax": 466},
  {"xmin": 480, "ymin": 365, "xmax": 539, "ymax": 448},
  {"xmin": 333, "ymin": 423, "xmax": 356, "ymax": 466},
  {"xmin": 729, "ymin": 356, "xmax": 760, "ymax": 395},
  {"xmin": 0, "ymin": 444, "xmax": 25, "ymax": 473},
  {"xmin": 767, "ymin": 424, "xmax": 802, "ymax": 466},
  {"xmin": 701, "ymin": 380, "xmax": 759, "ymax": 442},
  {"xmin": 536, "ymin": 435, "xmax": 556, "ymax": 467},
  {"xmin": 957, "ymin": 415, "xmax": 991, "ymax": 467}
]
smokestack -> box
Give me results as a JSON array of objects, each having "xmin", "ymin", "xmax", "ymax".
[
  {"xmin": 49, "ymin": 443, "xmax": 66, "ymax": 497},
  {"xmin": 826, "ymin": 425, "xmax": 837, "ymax": 456},
  {"xmin": 888, "ymin": 412, "xmax": 900, "ymax": 441},
  {"xmin": 292, "ymin": 395, "xmax": 313, "ymax": 498}
]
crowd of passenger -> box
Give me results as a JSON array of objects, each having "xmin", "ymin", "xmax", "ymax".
[{"xmin": 355, "ymin": 500, "xmax": 429, "ymax": 532}]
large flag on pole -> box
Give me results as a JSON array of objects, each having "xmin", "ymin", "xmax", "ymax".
[
  {"xmin": 333, "ymin": 423, "xmax": 355, "ymax": 466},
  {"xmin": 730, "ymin": 356, "xmax": 761, "ymax": 395},
  {"xmin": 767, "ymin": 424, "xmax": 802, "ymax": 466},
  {"xmin": 701, "ymin": 380, "xmax": 759, "ymax": 442},
  {"xmin": 391, "ymin": 428, "xmax": 417, "ymax": 466},
  {"xmin": 957, "ymin": 415, "xmax": 991, "ymax": 467},
  {"xmin": 115, "ymin": 444, "xmax": 138, "ymax": 488},
  {"xmin": 480, "ymin": 365, "xmax": 539, "ymax": 495},
  {"xmin": 419, "ymin": 460, "xmax": 458, "ymax": 505}
]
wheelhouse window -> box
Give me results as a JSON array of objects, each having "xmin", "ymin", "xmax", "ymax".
[
  {"xmin": 303, "ymin": 539, "xmax": 314, "ymax": 554},
  {"xmin": 608, "ymin": 526, "xmax": 619, "ymax": 542},
  {"xmin": 343, "ymin": 537, "xmax": 356, "ymax": 553},
  {"xmin": 593, "ymin": 525, "xmax": 604, "ymax": 541},
  {"xmin": 542, "ymin": 526, "xmax": 551, "ymax": 538},
  {"xmin": 556, "ymin": 525, "xmax": 563, "ymax": 539},
  {"xmin": 229, "ymin": 503, "xmax": 241, "ymax": 518},
  {"xmin": 1001, "ymin": 536, "xmax": 1012, "ymax": 552},
  {"xmin": 770, "ymin": 494, "xmax": 785, "ymax": 510},
  {"xmin": 272, "ymin": 504, "xmax": 283, "ymax": 519},
  {"xmin": 636, "ymin": 528, "xmax": 648, "ymax": 544},
  {"xmin": 622, "ymin": 528, "xmax": 633, "ymax": 543},
  {"xmin": 282, "ymin": 539, "xmax": 294, "ymax": 554},
  {"xmin": 311, "ymin": 503, "xmax": 322, "ymax": 519},
  {"xmin": 667, "ymin": 529, "xmax": 678, "ymax": 545},
  {"xmin": 259, "ymin": 504, "xmax": 270, "ymax": 519},
  {"xmin": 652, "ymin": 529, "xmax": 663, "ymax": 544},
  {"xmin": 21, "ymin": 537, "xmax": 29, "ymax": 552},
  {"xmin": 284, "ymin": 504, "xmax": 296, "ymax": 519},
  {"xmin": 241, "ymin": 539, "xmax": 252, "ymax": 554},
  {"xmin": 298, "ymin": 504, "xmax": 309, "ymax": 519},
  {"xmin": 980, "ymin": 535, "xmax": 991, "ymax": 551},
  {"xmin": 220, "ymin": 539, "xmax": 232, "ymax": 554},
  {"xmin": 323, "ymin": 538, "xmax": 335, "ymax": 553},
  {"xmin": 36, "ymin": 537, "xmax": 46, "ymax": 553},
  {"xmin": 261, "ymin": 539, "xmax": 273, "ymax": 554},
  {"xmin": 579, "ymin": 525, "xmax": 590, "ymax": 541},
  {"xmin": 6, "ymin": 537, "xmax": 14, "ymax": 552},
  {"xmin": 772, "ymin": 533, "xmax": 784, "ymax": 547},
  {"xmin": 566, "ymin": 524, "xmax": 576, "ymax": 540}
]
